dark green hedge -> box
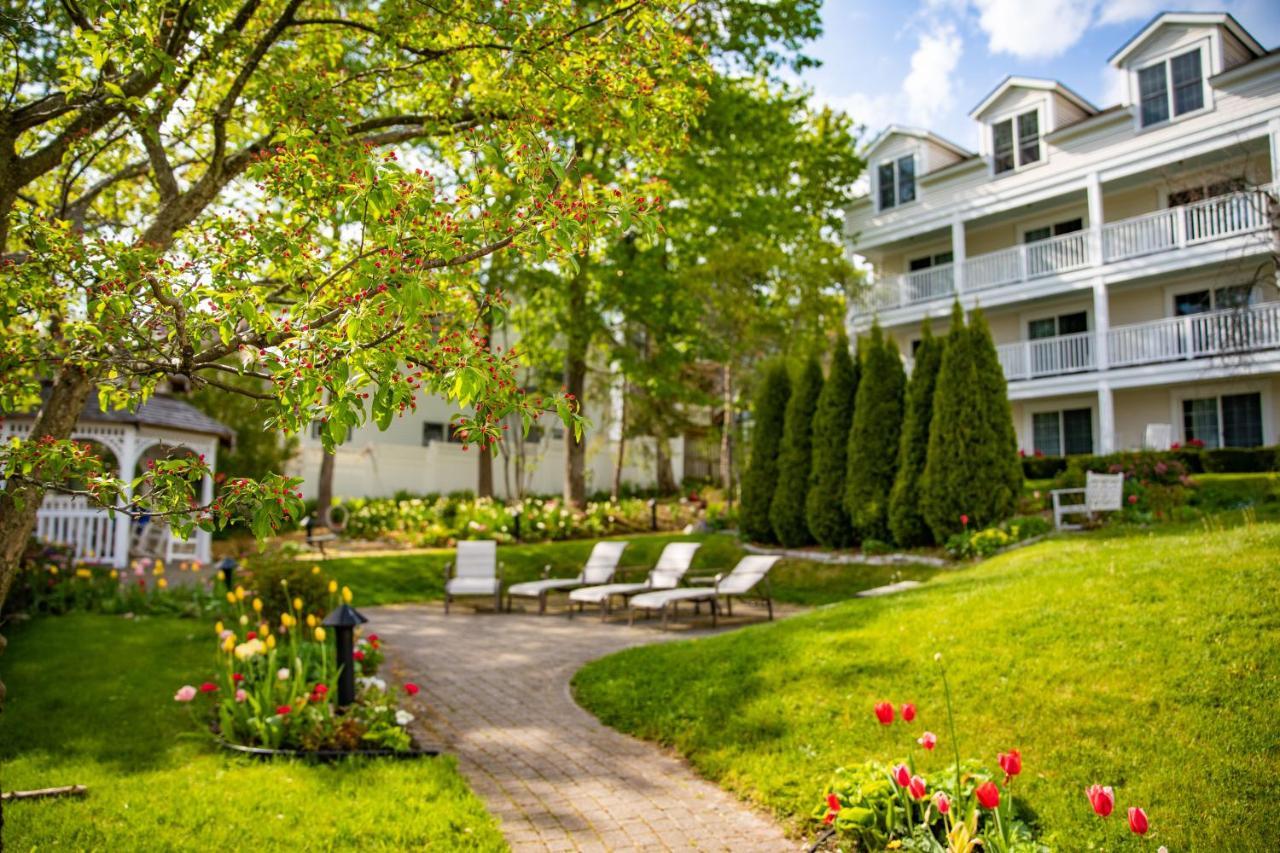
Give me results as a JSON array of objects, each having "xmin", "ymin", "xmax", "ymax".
[{"xmin": 1022, "ymin": 446, "xmax": 1278, "ymax": 480}]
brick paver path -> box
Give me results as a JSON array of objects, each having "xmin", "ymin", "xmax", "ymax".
[{"xmin": 371, "ymin": 603, "xmax": 796, "ymax": 852}]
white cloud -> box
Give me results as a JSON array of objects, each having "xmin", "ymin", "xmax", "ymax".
[
  {"xmin": 971, "ymin": 0, "xmax": 1095, "ymax": 60},
  {"xmin": 904, "ymin": 26, "xmax": 965, "ymax": 124},
  {"xmin": 1100, "ymin": 66, "xmax": 1129, "ymax": 107},
  {"xmin": 1095, "ymin": 0, "xmax": 1162, "ymax": 27}
]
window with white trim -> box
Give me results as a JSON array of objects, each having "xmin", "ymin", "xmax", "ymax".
[
  {"xmin": 877, "ymin": 155, "xmax": 916, "ymax": 210},
  {"xmin": 908, "ymin": 251, "xmax": 954, "ymax": 271},
  {"xmin": 992, "ymin": 109, "xmax": 1040, "ymax": 174},
  {"xmin": 1138, "ymin": 48, "xmax": 1204, "ymax": 128},
  {"xmin": 1032, "ymin": 408, "xmax": 1093, "ymax": 456},
  {"xmin": 1182, "ymin": 392, "xmax": 1263, "ymax": 448}
]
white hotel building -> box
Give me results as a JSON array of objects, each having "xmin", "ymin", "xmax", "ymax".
[{"xmin": 845, "ymin": 12, "xmax": 1280, "ymax": 456}]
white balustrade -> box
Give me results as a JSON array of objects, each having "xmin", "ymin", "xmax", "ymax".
[
  {"xmin": 965, "ymin": 246, "xmax": 1022, "ymax": 292},
  {"xmin": 901, "ymin": 263, "xmax": 955, "ymax": 304},
  {"xmin": 1108, "ymin": 302, "xmax": 1280, "ymax": 368},
  {"xmin": 997, "ymin": 331, "xmax": 1095, "ymax": 381},
  {"xmin": 1102, "ymin": 189, "xmax": 1269, "ymax": 263},
  {"xmin": 1024, "ymin": 231, "xmax": 1092, "ymax": 278},
  {"xmin": 1102, "ymin": 208, "xmax": 1179, "ymax": 261},
  {"xmin": 34, "ymin": 495, "xmax": 119, "ymax": 565}
]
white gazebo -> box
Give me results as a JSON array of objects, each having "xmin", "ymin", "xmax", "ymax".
[{"xmin": 4, "ymin": 394, "xmax": 233, "ymax": 568}]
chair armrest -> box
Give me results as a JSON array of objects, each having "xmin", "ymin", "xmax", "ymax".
[
  {"xmin": 712, "ymin": 572, "xmax": 726, "ymax": 594},
  {"xmin": 613, "ymin": 564, "xmax": 652, "ymax": 580},
  {"xmin": 1051, "ymin": 488, "xmax": 1085, "ymax": 509},
  {"xmin": 684, "ymin": 574, "xmax": 719, "ymax": 586},
  {"xmin": 444, "ymin": 560, "xmax": 454, "ymax": 582}
]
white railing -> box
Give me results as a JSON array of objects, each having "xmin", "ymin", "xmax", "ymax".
[
  {"xmin": 1025, "ymin": 230, "xmax": 1092, "ymax": 278},
  {"xmin": 901, "ymin": 263, "xmax": 955, "ymax": 304},
  {"xmin": 1103, "ymin": 190, "xmax": 1269, "ymax": 263},
  {"xmin": 966, "ymin": 246, "xmax": 1022, "ymax": 291},
  {"xmin": 998, "ymin": 331, "xmax": 1095, "ymax": 381},
  {"xmin": 34, "ymin": 495, "xmax": 119, "ymax": 565},
  {"xmin": 1108, "ymin": 302, "xmax": 1280, "ymax": 368}
]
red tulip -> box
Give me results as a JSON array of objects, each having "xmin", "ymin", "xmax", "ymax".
[
  {"xmin": 1128, "ymin": 494, "xmax": 1138, "ymax": 505},
  {"xmin": 874, "ymin": 701, "xmax": 895, "ymax": 725},
  {"xmin": 960, "ymin": 514, "xmax": 970, "ymax": 527},
  {"xmin": 901, "ymin": 703, "xmax": 916, "ymax": 722},
  {"xmin": 199, "ymin": 682, "xmax": 218, "ymax": 693},
  {"xmin": 976, "ymin": 781, "xmax": 1000, "ymax": 809},
  {"xmin": 1086, "ymin": 785, "xmax": 1114, "ymax": 817},
  {"xmin": 232, "ymin": 673, "xmax": 244, "ymax": 683},
  {"xmin": 998, "ymin": 749, "xmax": 1022, "ymax": 779},
  {"xmin": 1128, "ymin": 807, "xmax": 1148, "ymax": 835},
  {"xmin": 893, "ymin": 764, "xmax": 911, "ymax": 787},
  {"xmin": 908, "ymin": 775, "xmax": 927, "ymax": 800},
  {"xmin": 275, "ymin": 704, "xmax": 292, "ymax": 715},
  {"xmin": 312, "ymin": 683, "xmax": 328, "ymax": 696},
  {"xmin": 353, "ymin": 650, "xmax": 365, "ymax": 661},
  {"xmin": 933, "ymin": 792, "xmax": 950, "ymax": 814},
  {"xmin": 246, "ymin": 630, "xmax": 257, "ymax": 640},
  {"xmin": 405, "ymin": 682, "xmax": 420, "ymax": 696},
  {"xmin": 917, "ymin": 731, "xmax": 937, "ymax": 750}
]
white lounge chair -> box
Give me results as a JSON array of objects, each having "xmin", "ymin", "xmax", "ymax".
[
  {"xmin": 628, "ymin": 555, "xmax": 781, "ymax": 629},
  {"xmin": 443, "ymin": 540, "xmax": 502, "ymax": 614},
  {"xmin": 567, "ymin": 541, "xmax": 702, "ymax": 620},
  {"xmin": 505, "ymin": 540, "xmax": 630, "ymax": 614},
  {"xmin": 1051, "ymin": 471, "xmax": 1125, "ymax": 530}
]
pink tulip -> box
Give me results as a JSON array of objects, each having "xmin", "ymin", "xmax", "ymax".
[
  {"xmin": 1087, "ymin": 785, "xmax": 1114, "ymax": 817},
  {"xmin": 235, "ymin": 688, "xmax": 247, "ymax": 703},
  {"xmin": 901, "ymin": 703, "xmax": 916, "ymax": 722},
  {"xmin": 1128, "ymin": 807, "xmax": 1149, "ymax": 835},
  {"xmin": 173, "ymin": 685, "xmax": 197, "ymax": 702},
  {"xmin": 933, "ymin": 792, "xmax": 950, "ymax": 814},
  {"xmin": 908, "ymin": 775, "xmax": 927, "ymax": 800},
  {"xmin": 893, "ymin": 764, "xmax": 911, "ymax": 787},
  {"xmin": 917, "ymin": 731, "xmax": 937, "ymax": 750}
]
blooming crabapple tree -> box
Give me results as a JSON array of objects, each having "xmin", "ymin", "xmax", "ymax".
[{"xmin": 0, "ymin": 0, "xmax": 708, "ymax": 608}]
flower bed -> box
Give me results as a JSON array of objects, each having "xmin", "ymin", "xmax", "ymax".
[{"xmin": 175, "ymin": 573, "xmax": 421, "ymax": 754}]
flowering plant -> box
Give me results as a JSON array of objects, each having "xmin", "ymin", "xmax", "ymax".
[{"xmin": 175, "ymin": 576, "xmax": 418, "ymax": 752}]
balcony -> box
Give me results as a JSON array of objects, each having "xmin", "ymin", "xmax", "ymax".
[
  {"xmin": 864, "ymin": 189, "xmax": 1273, "ymax": 311},
  {"xmin": 995, "ymin": 302, "xmax": 1280, "ymax": 382}
]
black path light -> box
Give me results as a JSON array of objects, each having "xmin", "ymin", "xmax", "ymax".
[
  {"xmin": 648, "ymin": 498, "xmax": 658, "ymax": 531},
  {"xmin": 215, "ymin": 557, "xmax": 238, "ymax": 591},
  {"xmin": 322, "ymin": 602, "xmax": 368, "ymax": 708}
]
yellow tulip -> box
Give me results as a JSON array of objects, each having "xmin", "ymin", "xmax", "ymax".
[
  {"xmin": 109, "ymin": 569, "xmax": 119, "ymax": 580},
  {"xmin": 235, "ymin": 585, "xmax": 246, "ymax": 601},
  {"xmin": 252, "ymin": 598, "xmax": 263, "ymax": 613},
  {"xmin": 156, "ymin": 578, "xmax": 168, "ymax": 589},
  {"xmin": 341, "ymin": 586, "xmax": 352, "ymax": 604},
  {"xmin": 266, "ymin": 634, "xmax": 276, "ymax": 650},
  {"xmin": 328, "ymin": 580, "xmax": 338, "ymax": 594},
  {"xmin": 314, "ymin": 627, "xmax": 326, "ymax": 642},
  {"xmin": 293, "ymin": 597, "xmax": 303, "ymax": 611},
  {"xmin": 311, "ymin": 565, "xmax": 321, "ymax": 575},
  {"xmin": 156, "ymin": 560, "xmax": 165, "ymax": 573},
  {"xmin": 259, "ymin": 622, "xmax": 269, "ymax": 636},
  {"xmin": 222, "ymin": 634, "xmax": 236, "ymax": 652},
  {"xmin": 76, "ymin": 568, "xmax": 92, "ymax": 579},
  {"xmin": 226, "ymin": 591, "xmax": 236, "ymax": 604},
  {"xmin": 48, "ymin": 566, "xmax": 58, "ymax": 575},
  {"xmin": 238, "ymin": 614, "xmax": 249, "ymax": 625},
  {"xmin": 306, "ymin": 614, "xmax": 317, "ymax": 628},
  {"xmin": 215, "ymin": 621, "xmax": 224, "ymax": 634}
]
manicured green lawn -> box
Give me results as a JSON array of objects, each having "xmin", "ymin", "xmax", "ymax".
[
  {"xmin": 572, "ymin": 513, "xmax": 1280, "ymax": 850},
  {"xmin": 0, "ymin": 614, "xmax": 505, "ymax": 850},
  {"xmin": 321, "ymin": 532, "xmax": 941, "ymax": 608}
]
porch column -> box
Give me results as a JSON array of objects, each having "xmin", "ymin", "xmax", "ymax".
[
  {"xmin": 199, "ymin": 439, "xmax": 217, "ymax": 564},
  {"xmin": 1092, "ymin": 278, "xmax": 1110, "ymax": 372},
  {"xmin": 112, "ymin": 429, "xmax": 139, "ymax": 569},
  {"xmin": 1086, "ymin": 171, "xmax": 1104, "ymax": 265},
  {"xmin": 1269, "ymin": 117, "xmax": 1280, "ymax": 186},
  {"xmin": 1097, "ymin": 381, "xmax": 1116, "ymax": 454},
  {"xmin": 950, "ymin": 217, "xmax": 966, "ymax": 298}
]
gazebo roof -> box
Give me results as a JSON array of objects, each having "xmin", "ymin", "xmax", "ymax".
[{"xmin": 13, "ymin": 391, "xmax": 234, "ymax": 442}]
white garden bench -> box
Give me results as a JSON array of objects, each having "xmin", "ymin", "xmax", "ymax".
[{"xmin": 1051, "ymin": 471, "xmax": 1125, "ymax": 530}]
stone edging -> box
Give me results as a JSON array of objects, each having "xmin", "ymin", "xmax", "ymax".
[{"xmin": 740, "ymin": 542, "xmax": 949, "ymax": 567}]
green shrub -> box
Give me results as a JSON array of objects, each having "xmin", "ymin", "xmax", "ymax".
[
  {"xmin": 860, "ymin": 538, "xmax": 893, "ymax": 556},
  {"xmin": 740, "ymin": 361, "xmax": 792, "ymax": 543},
  {"xmin": 921, "ymin": 305, "xmax": 1021, "ymax": 541},
  {"xmin": 845, "ymin": 323, "xmax": 906, "ymax": 542},
  {"xmin": 1203, "ymin": 446, "xmax": 1278, "ymax": 473},
  {"xmin": 770, "ymin": 357, "xmax": 823, "ymax": 547},
  {"xmin": 241, "ymin": 546, "xmax": 332, "ymax": 622},
  {"xmin": 1020, "ymin": 454, "xmax": 1068, "ymax": 480},
  {"xmin": 806, "ymin": 334, "xmax": 859, "ymax": 549},
  {"xmin": 888, "ymin": 319, "xmax": 942, "ymax": 547}
]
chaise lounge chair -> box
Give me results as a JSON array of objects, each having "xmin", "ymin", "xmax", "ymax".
[
  {"xmin": 567, "ymin": 541, "xmax": 702, "ymax": 620},
  {"xmin": 505, "ymin": 540, "xmax": 630, "ymax": 614},
  {"xmin": 627, "ymin": 555, "xmax": 781, "ymax": 629},
  {"xmin": 443, "ymin": 540, "xmax": 502, "ymax": 614}
]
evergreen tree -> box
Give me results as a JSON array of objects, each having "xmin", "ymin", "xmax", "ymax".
[
  {"xmin": 888, "ymin": 319, "xmax": 943, "ymax": 547},
  {"xmin": 806, "ymin": 334, "xmax": 859, "ymax": 548},
  {"xmin": 770, "ymin": 356, "xmax": 824, "ymax": 546},
  {"xmin": 740, "ymin": 361, "xmax": 792, "ymax": 543},
  {"xmin": 844, "ymin": 323, "xmax": 907, "ymax": 543},
  {"xmin": 921, "ymin": 304, "xmax": 1022, "ymax": 540}
]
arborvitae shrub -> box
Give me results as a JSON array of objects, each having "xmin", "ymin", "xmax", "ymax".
[
  {"xmin": 770, "ymin": 356, "xmax": 823, "ymax": 546},
  {"xmin": 968, "ymin": 308, "xmax": 1023, "ymax": 524},
  {"xmin": 806, "ymin": 334, "xmax": 859, "ymax": 549},
  {"xmin": 888, "ymin": 319, "xmax": 943, "ymax": 547},
  {"xmin": 739, "ymin": 360, "xmax": 791, "ymax": 543},
  {"xmin": 844, "ymin": 323, "xmax": 906, "ymax": 543}
]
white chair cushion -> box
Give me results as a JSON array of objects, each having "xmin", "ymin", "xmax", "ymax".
[
  {"xmin": 508, "ymin": 578, "xmax": 582, "ymax": 597},
  {"xmin": 455, "ymin": 540, "xmax": 497, "ymax": 579},
  {"xmin": 630, "ymin": 588, "xmax": 712, "ymax": 610},
  {"xmin": 582, "ymin": 540, "xmax": 629, "ymax": 584},
  {"xmin": 446, "ymin": 577, "xmax": 500, "ymax": 596},
  {"xmin": 568, "ymin": 582, "xmax": 648, "ymax": 603}
]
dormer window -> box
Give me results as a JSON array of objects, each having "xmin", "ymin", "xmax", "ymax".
[
  {"xmin": 877, "ymin": 155, "xmax": 916, "ymax": 210},
  {"xmin": 992, "ymin": 110, "xmax": 1040, "ymax": 174},
  {"xmin": 1138, "ymin": 48, "xmax": 1204, "ymax": 127}
]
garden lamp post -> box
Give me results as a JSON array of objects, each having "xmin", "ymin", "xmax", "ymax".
[
  {"xmin": 215, "ymin": 557, "xmax": 238, "ymax": 591},
  {"xmin": 648, "ymin": 498, "xmax": 658, "ymax": 531},
  {"xmin": 322, "ymin": 603, "xmax": 368, "ymax": 708}
]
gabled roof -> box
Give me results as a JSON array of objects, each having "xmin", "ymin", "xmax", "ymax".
[
  {"xmin": 969, "ymin": 76, "xmax": 1098, "ymax": 120},
  {"xmin": 1109, "ymin": 12, "xmax": 1265, "ymax": 67},
  {"xmin": 863, "ymin": 124, "xmax": 973, "ymax": 160},
  {"xmin": 12, "ymin": 391, "xmax": 234, "ymax": 441}
]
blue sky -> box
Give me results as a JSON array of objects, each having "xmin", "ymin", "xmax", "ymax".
[{"xmin": 799, "ymin": 1, "xmax": 1280, "ymax": 152}]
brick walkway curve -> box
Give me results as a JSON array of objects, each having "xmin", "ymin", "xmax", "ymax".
[{"xmin": 370, "ymin": 603, "xmax": 797, "ymax": 852}]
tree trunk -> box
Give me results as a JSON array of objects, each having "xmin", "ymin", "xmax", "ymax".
[
  {"xmin": 611, "ymin": 388, "xmax": 627, "ymax": 501},
  {"xmin": 720, "ymin": 362, "xmax": 734, "ymax": 505},
  {"xmin": 315, "ymin": 448, "xmax": 335, "ymax": 527},
  {"xmin": 0, "ymin": 365, "xmax": 95, "ymax": 607},
  {"xmin": 655, "ymin": 436, "xmax": 677, "ymax": 494},
  {"xmin": 562, "ymin": 269, "xmax": 589, "ymax": 509}
]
